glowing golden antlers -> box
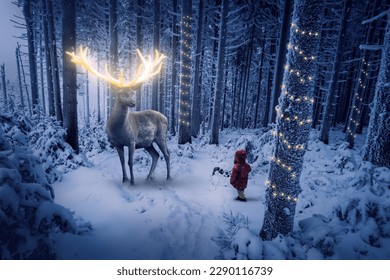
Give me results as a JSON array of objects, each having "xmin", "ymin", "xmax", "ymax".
[{"xmin": 66, "ymin": 46, "xmax": 166, "ymax": 89}]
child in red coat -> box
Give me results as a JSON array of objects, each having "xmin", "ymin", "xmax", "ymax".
[{"xmin": 230, "ymin": 149, "xmax": 252, "ymax": 202}]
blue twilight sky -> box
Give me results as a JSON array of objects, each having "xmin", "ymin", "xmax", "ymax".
[{"xmin": 0, "ymin": 1, "xmax": 24, "ymax": 82}]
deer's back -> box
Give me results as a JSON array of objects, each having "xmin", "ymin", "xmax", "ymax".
[{"xmin": 127, "ymin": 110, "xmax": 168, "ymax": 148}]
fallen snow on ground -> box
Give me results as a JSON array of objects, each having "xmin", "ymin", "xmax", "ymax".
[
  {"xmin": 53, "ymin": 129, "xmax": 390, "ymax": 260},
  {"xmin": 53, "ymin": 131, "xmax": 267, "ymax": 259}
]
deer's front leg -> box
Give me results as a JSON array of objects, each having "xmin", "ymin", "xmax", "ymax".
[
  {"xmin": 128, "ymin": 142, "xmax": 136, "ymax": 185},
  {"xmin": 116, "ymin": 146, "xmax": 129, "ymax": 184}
]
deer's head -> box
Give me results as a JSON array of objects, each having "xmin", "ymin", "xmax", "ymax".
[{"xmin": 66, "ymin": 46, "xmax": 166, "ymax": 104}]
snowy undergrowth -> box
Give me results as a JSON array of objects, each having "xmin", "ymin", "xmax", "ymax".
[
  {"xmin": 214, "ymin": 128, "xmax": 390, "ymax": 260},
  {"xmin": 29, "ymin": 115, "xmax": 85, "ymax": 183},
  {"xmin": 0, "ymin": 113, "xmax": 89, "ymax": 259}
]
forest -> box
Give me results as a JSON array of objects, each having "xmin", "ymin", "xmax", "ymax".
[{"xmin": 0, "ymin": 0, "xmax": 389, "ymax": 260}]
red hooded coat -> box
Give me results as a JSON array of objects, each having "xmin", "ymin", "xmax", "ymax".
[{"xmin": 230, "ymin": 149, "xmax": 252, "ymax": 190}]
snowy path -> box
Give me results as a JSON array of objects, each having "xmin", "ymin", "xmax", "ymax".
[{"xmin": 53, "ymin": 144, "xmax": 266, "ymax": 259}]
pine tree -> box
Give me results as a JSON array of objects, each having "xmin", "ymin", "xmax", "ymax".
[
  {"xmin": 23, "ymin": 0, "xmax": 39, "ymax": 112},
  {"xmin": 209, "ymin": 0, "xmax": 228, "ymax": 144},
  {"xmin": 260, "ymin": 0, "xmax": 324, "ymax": 240},
  {"xmin": 319, "ymin": 0, "xmax": 352, "ymax": 144},
  {"xmin": 178, "ymin": 0, "xmax": 193, "ymax": 144},
  {"xmin": 62, "ymin": 0, "xmax": 79, "ymax": 153},
  {"xmin": 363, "ymin": 10, "xmax": 390, "ymax": 168}
]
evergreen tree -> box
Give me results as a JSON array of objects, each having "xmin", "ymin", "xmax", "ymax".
[
  {"xmin": 363, "ymin": 10, "xmax": 390, "ymax": 168},
  {"xmin": 62, "ymin": 0, "xmax": 79, "ymax": 153},
  {"xmin": 178, "ymin": 0, "xmax": 193, "ymax": 144},
  {"xmin": 209, "ymin": 0, "xmax": 229, "ymax": 144},
  {"xmin": 260, "ymin": 0, "xmax": 325, "ymax": 240}
]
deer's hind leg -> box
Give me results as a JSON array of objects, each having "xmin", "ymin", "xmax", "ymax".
[
  {"xmin": 156, "ymin": 139, "xmax": 170, "ymax": 180},
  {"xmin": 145, "ymin": 145, "xmax": 159, "ymax": 180}
]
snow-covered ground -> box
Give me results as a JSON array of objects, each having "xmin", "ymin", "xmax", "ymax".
[
  {"xmin": 52, "ymin": 129, "xmax": 390, "ymax": 260},
  {"xmin": 53, "ymin": 131, "xmax": 267, "ymax": 259}
]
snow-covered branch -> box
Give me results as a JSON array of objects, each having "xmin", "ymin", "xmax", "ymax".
[
  {"xmin": 362, "ymin": 9, "xmax": 389, "ymax": 25},
  {"xmin": 359, "ymin": 44, "xmax": 383, "ymax": 51}
]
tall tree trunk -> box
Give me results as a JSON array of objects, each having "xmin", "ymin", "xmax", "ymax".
[
  {"xmin": 135, "ymin": 0, "xmax": 143, "ymax": 111},
  {"xmin": 18, "ymin": 43, "xmax": 33, "ymax": 116},
  {"xmin": 240, "ymin": 25, "xmax": 255, "ymax": 128},
  {"xmin": 97, "ymin": 49, "xmax": 101, "ymax": 123},
  {"xmin": 85, "ymin": 70, "xmax": 90, "ymax": 126},
  {"xmin": 319, "ymin": 0, "xmax": 352, "ymax": 144},
  {"xmin": 109, "ymin": 0, "xmax": 118, "ymax": 114},
  {"xmin": 170, "ymin": 0, "xmax": 178, "ymax": 135},
  {"xmin": 269, "ymin": 0, "xmax": 293, "ymax": 124},
  {"xmin": 23, "ymin": 0, "xmax": 39, "ymax": 112},
  {"xmin": 1, "ymin": 64, "xmax": 7, "ymax": 110},
  {"xmin": 345, "ymin": 0, "xmax": 380, "ymax": 148},
  {"xmin": 191, "ymin": 0, "xmax": 204, "ymax": 137},
  {"xmin": 62, "ymin": 0, "xmax": 79, "ymax": 153},
  {"xmin": 38, "ymin": 30, "xmax": 46, "ymax": 114},
  {"xmin": 152, "ymin": 0, "xmax": 160, "ymax": 111},
  {"xmin": 253, "ymin": 33, "xmax": 265, "ymax": 128},
  {"xmin": 15, "ymin": 45, "xmax": 25, "ymax": 110},
  {"xmin": 46, "ymin": 0, "xmax": 63, "ymax": 123},
  {"xmin": 178, "ymin": 0, "xmax": 193, "ymax": 144},
  {"xmin": 363, "ymin": 10, "xmax": 390, "ymax": 168},
  {"xmin": 209, "ymin": 0, "xmax": 228, "ymax": 144},
  {"xmin": 260, "ymin": 0, "xmax": 324, "ymax": 240},
  {"xmin": 43, "ymin": 0, "xmax": 55, "ymax": 117}
]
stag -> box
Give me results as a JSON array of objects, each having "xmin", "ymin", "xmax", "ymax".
[{"xmin": 67, "ymin": 46, "xmax": 170, "ymax": 185}]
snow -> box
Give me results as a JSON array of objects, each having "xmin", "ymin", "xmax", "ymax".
[
  {"xmin": 50, "ymin": 128, "xmax": 390, "ymax": 260},
  {"xmin": 2, "ymin": 111, "xmax": 389, "ymax": 259},
  {"xmin": 53, "ymin": 135, "xmax": 266, "ymax": 259}
]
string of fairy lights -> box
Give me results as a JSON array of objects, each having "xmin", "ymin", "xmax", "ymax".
[
  {"xmin": 346, "ymin": 59, "xmax": 369, "ymax": 139},
  {"xmin": 265, "ymin": 21, "xmax": 320, "ymax": 203},
  {"xmin": 179, "ymin": 15, "xmax": 192, "ymax": 127}
]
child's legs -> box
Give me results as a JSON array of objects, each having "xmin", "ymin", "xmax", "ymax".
[{"xmin": 237, "ymin": 190, "xmax": 246, "ymax": 199}]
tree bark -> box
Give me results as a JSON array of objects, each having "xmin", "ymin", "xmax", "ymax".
[
  {"xmin": 1, "ymin": 64, "xmax": 7, "ymax": 110},
  {"xmin": 178, "ymin": 0, "xmax": 193, "ymax": 144},
  {"xmin": 170, "ymin": 0, "xmax": 178, "ymax": 135},
  {"xmin": 319, "ymin": 0, "xmax": 352, "ymax": 144},
  {"xmin": 269, "ymin": 0, "xmax": 294, "ymax": 124},
  {"xmin": 209, "ymin": 0, "xmax": 228, "ymax": 144},
  {"xmin": 42, "ymin": 0, "xmax": 55, "ymax": 117},
  {"xmin": 23, "ymin": 0, "xmax": 40, "ymax": 112},
  {"xmin": 15, "ymin": 45, "xmax": 25, "ymax": 110},
  {"xmin": 191, "ymin": 0, "xmax": 204, "ymax": 137},
  {"xmin": 46, "ymin": 0, "xmax": 63, "ymax": 123},
  {"xmin": 109, "ymin": 0, "xmax": 118, "ymax": 115},
  {"xmin": 260, "ymin": 0, "xmax": 324, "ymax": 240},
  {"xmin": 151, "ymin": 0, "xmax": 160, "ymax": 111},
  {"xmin": 363, "ymin": 10, "xmax": 390, "ymax": 168},
  {"xmin": 62, "ymin": 0, "xmax": 79, "ymax": 153}
]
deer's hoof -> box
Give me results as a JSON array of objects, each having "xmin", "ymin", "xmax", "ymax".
[{"xmin": 122, "ymin": 178, "xmax": 130, "ymax": 184}]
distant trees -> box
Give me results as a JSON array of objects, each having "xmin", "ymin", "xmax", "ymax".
[{"xmin": 4, "ymin": 0, "xmax": 387, "ymax": 170}]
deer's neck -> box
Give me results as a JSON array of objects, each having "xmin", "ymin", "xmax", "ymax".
[{"xmin": 107, "ymin": 101, "xmax": 130, "ymax": 132}]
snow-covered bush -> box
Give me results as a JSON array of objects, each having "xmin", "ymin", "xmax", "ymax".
[
  {"xmin": 0, "ymin": 114, "xmax": 86, "ymax": 259},
  {"xmin": 79, "ymin": 121, "xmax": 110, "ymax": 157},
  {"xmin": 213, "ymin": 211, "xmax": 262, "ymax": 259},
  {"xmin": 333, "ymin": 142, "xmax": 357, "ymax": 173},
  {"xmin": 29, "ymin": 116, "xmax": 85, "ymax": 183}
]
